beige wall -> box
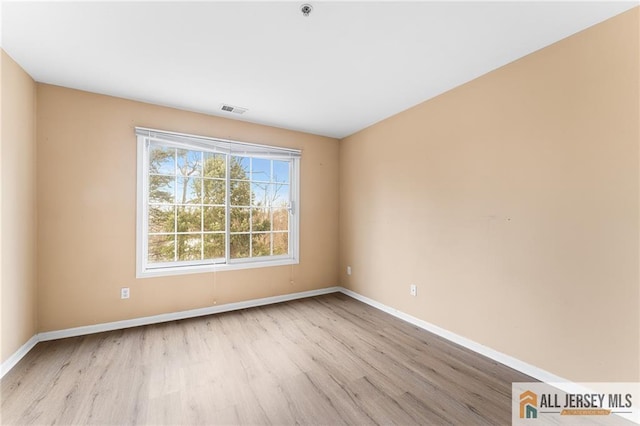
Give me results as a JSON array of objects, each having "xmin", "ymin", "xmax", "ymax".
[
  {"xmin": 340, "ymin": 8, "xmax": 640, "ymax": 382},
  {"xmin": 0, "ymin": 50, "xmax": 38, "ymax": 363},
  {"xmin": 36, "ymin": 85, "xmax": 339, "ymax": 331}
]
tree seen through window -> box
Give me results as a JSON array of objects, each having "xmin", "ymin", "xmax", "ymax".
[{"xmin": 147, "ymin": 144, "xmax": 291, "ymax": 264}]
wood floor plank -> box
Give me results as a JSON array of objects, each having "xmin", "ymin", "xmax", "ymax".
[{"xmin": 1, "ymin": 293, "xmax": 537, "ymax": 425}]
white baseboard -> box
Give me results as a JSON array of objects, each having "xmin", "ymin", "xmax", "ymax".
[
  {"xmin": 2, "ymin": 285, "xmax": 568, "ymax": 388},
  {"xmin": 0, "ymin": 335, "xmax": 39, "ymax": 379},
  {"xmin": 3, "ymin": 286, "xmax": 635, "ymax": 422},
  {"xmin": 339, "ymin": 289, "xmax": 640, "ymax": 423},
  {"xmin": 337, "ymin": 287, "xmax": 570, "ymax": 385},
  {"xmin": 39, "ymin": 286, "xmax": 341, "ymax": 342},
  {"xmin": 1, "ymin": 286, "xmax": 340, "ymax": 378}
]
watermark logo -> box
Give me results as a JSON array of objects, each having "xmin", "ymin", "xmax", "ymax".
[
  {"xmin": 520, "ymin": 390, "xmax": 538, "ymax": 419},
  {"xmin": 512, "ymin": 382, "xmax": 639, "ymax": 425}
]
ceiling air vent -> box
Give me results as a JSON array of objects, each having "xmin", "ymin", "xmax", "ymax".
[{"xmin": 220, "ymin": 104, "xmax": 247, "ymax": 115}]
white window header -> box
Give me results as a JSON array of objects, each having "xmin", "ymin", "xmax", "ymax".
[{"xmin": 135, "ymin": 127, "xmax": 302, "ymax": 159}]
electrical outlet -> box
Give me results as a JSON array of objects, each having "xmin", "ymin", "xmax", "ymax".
[
  {"xmin": 121, "ymin": 287, "xmax": 130, "ymax": 299},
  {"xmin": 347, "ymin": 266, "xmax": 352, "ymax": 275},
  {"xmin": 410, "ymin": 284, "xmax": 417, "ymax": 296}
]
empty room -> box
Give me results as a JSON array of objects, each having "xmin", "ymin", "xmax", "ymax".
[{"xmin": 1, "ymin": 1, "xmax": 639, "ymax": 425}]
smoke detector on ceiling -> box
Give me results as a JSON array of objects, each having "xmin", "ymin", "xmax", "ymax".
[
  {"xmin": 220, "ymin": 104, "xmax": 247, "ymax": 115},
  {"xmin": 300, "ymin": 4, "xmax": 313, "ymax": 17}
]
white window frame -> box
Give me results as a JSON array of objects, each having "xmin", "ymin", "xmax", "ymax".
[{"xmin": 136, "ymin": 127, "xmax": 301, "ymax": 278}]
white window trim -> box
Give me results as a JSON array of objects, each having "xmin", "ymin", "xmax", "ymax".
[{"xmin": 136, "ymin": 127, "xmax": 300, "ymax": 278}]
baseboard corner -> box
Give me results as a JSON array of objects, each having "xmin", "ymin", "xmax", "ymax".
[{"xmin": 0, "ymin": 334, "xmax": 39, "ymax": 380}]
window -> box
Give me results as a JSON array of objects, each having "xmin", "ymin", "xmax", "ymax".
[{"xmin": 136, "ymin": 127, "xmax": 300, "ymax": 277}]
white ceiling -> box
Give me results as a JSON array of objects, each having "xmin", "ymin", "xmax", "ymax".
[{"xmin": 1, "ymin": 1, "xmax": 637, "ymax": 138}]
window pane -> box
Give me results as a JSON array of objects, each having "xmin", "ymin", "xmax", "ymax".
[
  {"xmin": 251, "ymin": 182, "xmax": 269, "ymax": 207},
  {"xmin": 177, "ymin": 177, "xmax": 201, "ymax": 204},
  {"xmin": 149, "ymin": 175, "xmax": 175, "ymax": 204},
  {"xmin": 273, "ymin": 232, "xmax": 288, "ymax": 256},
  {"xmin": 230, "ymin": 156, "xmax": 250, "ymax": 180},
  {"xmin": 204, "ymin": 206, "xmax": 225, "ymax": 232},
  {"xmin": 148, "ymin": 234, "xmax": 175, "ymax": 263},
  {"xmin": 177, "ymin": 206, "xmax": 202, "ymax": 232},
  {"xmin": 252, "ymin": 208, "xmax": 270, "ymax": 232},
  {"xmin": 177, "ymin": 149, "xmax": 202, "ymax": 176},
  {"xmin": 230, "ymin": 208, "xmax": 250, "ymax": 232},
  {"xmin": 204, "ymin": 153, "xmax": 225, "ymax": 178},
  {"xmin": 230, "ymin": 180, "xmax": 250, "ymax": 206},
  {"xmin": 177, "ymin": 234, "xmax": 202, "ymax": 261},
  {"xmin": 252, "ymin": 158, "xmax": 270, "ymax": 182},
  {"xmin": 271, "ymin": 183, "xmax": 290, "ymax": 208},
  {"xmin": 204, "ymin": 233, "xmax": 225, "ymax": 259},
  {"xmin": 149, "ymin": 206, "xmax": 175, "ymax": 233},
  {"xmin": 272, "ymin": 208, "xmax": 288, "ymax": 231},
  {"xmin": 273, "ymin": 160, "xmax": 289, "ymax": 183},
  {"xmin": 149, "ymin": 145, "xmax": 175, "ymax": 175},
  {"xmin": 230, "ymin": 234, "xmax": 250, "ymax": 259},
  {"xmin": 141, "ymin": 132, "xmax": 298, "ymax": 273},
  {"xmin": 252, "ymin": 233, "xmax": 271, "ymax": 257},
  {"xmin": 203, "ymin": 179, "xmax": 225, "ymax": 205}
]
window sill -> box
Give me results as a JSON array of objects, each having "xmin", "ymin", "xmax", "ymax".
[{"xmin": 136, "ymin": 257, "xmax": 299, "ymax": 279}]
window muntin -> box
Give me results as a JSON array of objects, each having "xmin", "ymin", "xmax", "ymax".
[
  {"xmin": 147, "ymin": 147, "xmax": 227, "ymax": 265},
  {"xmin": 228, "ymin": 155, "xmax": 291, "ymax": 260},
  {"xmin": 137, "ymin": 128, "xmax": 300, "ymax": 277}
]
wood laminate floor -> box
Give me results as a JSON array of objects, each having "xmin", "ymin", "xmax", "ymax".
[{"xmin": 1, "ymin": 293, "xmax": 535, "ymax": 425}]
